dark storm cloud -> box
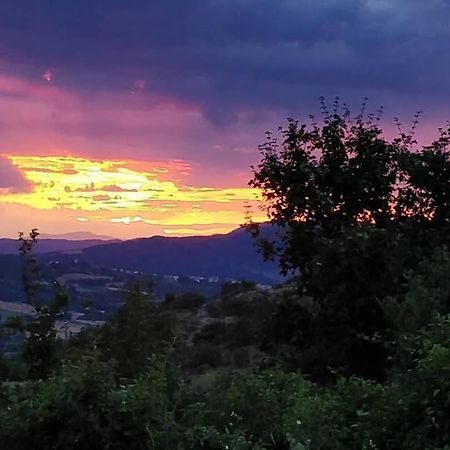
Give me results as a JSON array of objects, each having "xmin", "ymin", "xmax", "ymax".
[{"xmin": 1, "ymin": 0, "xmax": 450, "ymax": 121}]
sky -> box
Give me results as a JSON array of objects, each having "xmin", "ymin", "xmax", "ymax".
[{"xmin": 1, "ymin": 0, "xmax": 450, "ymax": 239}]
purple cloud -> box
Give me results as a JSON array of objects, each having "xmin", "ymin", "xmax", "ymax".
[
  {"xmin": 0, "ymin": 156, "xmax": 32, "ymax": 192},
  {"xmin": 0, "ymin": 0, "xmax": 449, "ymax": 121}
]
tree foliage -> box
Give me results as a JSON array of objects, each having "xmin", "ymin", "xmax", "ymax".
[
  {"xmin": 249, "ymin": 101, "xmax": 450, "ymax": 273},
  {"xmin": 97, "ymin": 283, "xmax": 178, "ymax": 379},
  {"xmin": 248, "ymin": 101, "xmax": 450, "ymax": 380},
  {"xmin": 5, "ymin": 230, "xmax": 69, "ymax": 379}
]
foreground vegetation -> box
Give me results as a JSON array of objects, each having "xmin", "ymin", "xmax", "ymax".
[{"xmin": 1, "ymin": 101, "xmax": 450, "ymax": 449}]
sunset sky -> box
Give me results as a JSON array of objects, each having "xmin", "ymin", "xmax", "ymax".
[{"xmin": 1, "ymin": 0, "xmax": 450, "ymax": 239}]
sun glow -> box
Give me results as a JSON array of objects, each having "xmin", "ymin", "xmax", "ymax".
[{"xmin": 1, "ymin": 155, "xmax": 263, "ymax": 236}]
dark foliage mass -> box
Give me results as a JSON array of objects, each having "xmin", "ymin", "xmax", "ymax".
[
  {"xmin": 1, "ymin": 103, "xmax": 450, "ymax": 449},
  {"xmin": 248, "ymin": 100, "xmax": 450, "ymax": 380}
]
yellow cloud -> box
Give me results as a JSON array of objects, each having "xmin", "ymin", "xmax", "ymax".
[
  {"xmin": 1, "ymin": 155, "xmax": 264, "ymax": 236},
  {"xmin": 163, "ymin": 226, "xmax": 237, "ymax": 236}
]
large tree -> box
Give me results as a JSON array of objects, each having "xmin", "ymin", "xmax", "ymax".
[{"xmin": 249, "ymin": 101, "xmax": 450, "ymax": 380}]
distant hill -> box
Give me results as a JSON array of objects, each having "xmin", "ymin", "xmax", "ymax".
[
  {"xmin": 83, "ymin": 226, "xmax": 283, "ymax": 283},
  {"xmin": 0, "ymin": 238, "xmax": 116, "ymax": 255},
  {"xmin": 0, "ymin": 226, "xmax": 284, "ymax": 283},
  {"xmin": 40, "ymin": 232, "xmax": 116, "ymax": 241}
]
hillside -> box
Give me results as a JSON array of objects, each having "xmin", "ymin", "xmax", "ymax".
[{"xmin": 83, "ymin": 226, "xmax": 282, "ymax": 283}]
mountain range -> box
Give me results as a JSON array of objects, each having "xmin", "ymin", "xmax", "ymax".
[
  {"xmin": 0, "ymin": 227, "xmax": 283, "ymax": 283},
  {"xmin": 39, "ymin": 232, "xmax": 116, "ymax": 241},
  {"xmin": 82, "ymin": 227, "xmax": 282, "ymax": 283}
]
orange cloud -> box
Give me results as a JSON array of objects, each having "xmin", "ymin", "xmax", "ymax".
[{"xmin": 0, "ymin": 155, "xmax": 264, "ymax": 238}]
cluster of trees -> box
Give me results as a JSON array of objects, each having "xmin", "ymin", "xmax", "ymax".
[
  {"xmin": 1, "ymin": 101, "xmax": 450, "ymax": 449},
  {"xmin": 249, "ymin": 101, "xmax": 450, "ymax": 381}
]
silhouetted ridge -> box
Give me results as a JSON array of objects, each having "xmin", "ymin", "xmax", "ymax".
[{"xmin": 82, "ymin": 226, "xmax": 281, "ymax": 283}]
